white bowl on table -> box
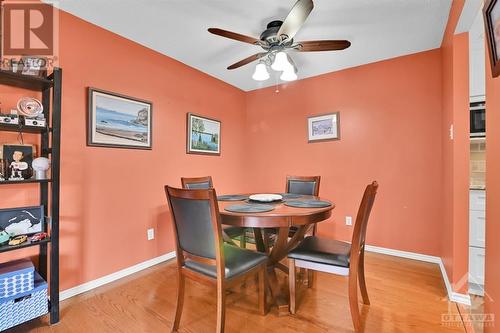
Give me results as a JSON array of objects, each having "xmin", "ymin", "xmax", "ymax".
[{"xmin": 249, "ymin": 194, "xmax": 283, "ymax": 203}]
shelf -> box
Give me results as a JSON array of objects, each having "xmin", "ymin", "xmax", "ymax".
[
  {"xmin": 0, "ymin": 69, "xmax": 52, "ymax": 91},
  {"xmin": 0, "ymin": 123, "xmax": 49, "ymax": 133},
  {"xmin": 0, "ymin": 238, "xmax": 50, "ymax": 254},
  {"xmin": 0, "ymin": 179, "xmax": 52, "ymax": 185}
]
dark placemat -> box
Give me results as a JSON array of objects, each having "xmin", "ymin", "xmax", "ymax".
[
  {"xmin": 284, "ymin": 200, "xmax": 332, "ymax": 208},
  {"xmin": 218, "ymin": 195, "xmax": 248, "ymax": 201},
  {"xmin": 225, "ymin": 204, "xmax": 275, "ymax": 213}
]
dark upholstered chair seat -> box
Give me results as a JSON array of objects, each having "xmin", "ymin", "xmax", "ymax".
[
  {"xmin": 184, "ymin": 244, "xmax": 267, "ymax": 279},
  {"xmin": 223, "ymin": 226, "xmax": 246, "ymax": 238},
  {"xmin": 288, "ymin": 236, "xmax": 351, "ymax": 268}
]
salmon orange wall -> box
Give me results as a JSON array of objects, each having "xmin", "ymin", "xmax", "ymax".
[
  {"xmin": 244, "ymin": 49, "xmax": 444, "ymax": 256},
  {"xmin": 485, "ymin": 40, "xmax": 500, "ymax": 333},
  {"xmin": 0, "ymin": 10, "xmax": 248, "ymax": 290},
  {"xmin": 439, "ymin": 0, "xmax": 469, "ymax": 292}
]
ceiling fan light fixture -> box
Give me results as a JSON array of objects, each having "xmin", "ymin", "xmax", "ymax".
[
  {"xmin": 271, "ymin": 51, "xmax": 291, "ymax": 71},
  {"xmin": 280, "ymin": 65, "xmax": 297, "ymax": 82},
  {"xmin": 252, "ymin": 63, "xmax": 270, "ymax": 81}
]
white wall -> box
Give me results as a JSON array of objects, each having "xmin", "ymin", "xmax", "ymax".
[{"xmin": 469, "ymin": 11, "xmax": 486, "ymax": 100}]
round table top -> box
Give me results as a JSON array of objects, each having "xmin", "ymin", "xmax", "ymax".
[{"xmin": 218, "ymin": 194, "xmax": 335, "ymax": 228}]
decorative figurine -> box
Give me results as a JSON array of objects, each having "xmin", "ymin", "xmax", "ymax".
[
  {"xmin": 8, "ymin": 151, "xmax": 29, "ymax": 180},
  {"xmin": 8, "ymin": 234, "xmax": 28, "ymax": 246},
  {"xmin": 32, "ymin": 157, "xmax": 50, "ymax": 180}
]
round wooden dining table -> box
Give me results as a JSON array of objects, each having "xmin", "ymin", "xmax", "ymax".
[{"xmin": 217, "ymin": 195, "xmax": 335, "ymax": 315}]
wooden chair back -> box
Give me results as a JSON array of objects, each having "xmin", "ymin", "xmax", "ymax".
[
  {"xmin": 181, "ymin": 176, "xmax": 213, "ymax": 189},
  {"xmin": 164, "ymin": 186, "xmax": 225, "ymax": 279},
  {"xmin": 286, "ymin": 175, "xmax": 321, "ymax": 196},
  {"xmin": 350, "ymin": 181, "xmax": 379, "ymax": 258}
]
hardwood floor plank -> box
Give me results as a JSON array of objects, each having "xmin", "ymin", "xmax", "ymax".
[{"xmin": 6, "ymin": 253, "xmax": 466, "ymax": 333}]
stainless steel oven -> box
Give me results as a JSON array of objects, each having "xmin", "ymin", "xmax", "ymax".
[{"xmin": 470, "ymin": 102, "xmax": 486, "ymax": 137}]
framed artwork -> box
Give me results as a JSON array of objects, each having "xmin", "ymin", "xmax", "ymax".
[
  {"xmin": 88, "ymin": 88, "xmax": 153, "ymax": 149},
  {"xmin": 20, "ymin": 56, "xmax": 48, "ymax": 77},
  {"xmin": 308, "ymin": 112, "xmax": 340, "ymax": 143},
  {"xmin": 0, "ymin": 206, "xmax": 45, "ymax": 237},
  {"xmin": 484, "ymin": 0, "xmax": 500, "ymax": 77},
  {"xmin": 0, "ymin": 144, "xmax": 36, "ymax": 180},
  {"xmin": 186, "ymin": 113, "xmax": 221, "ymax": 155}
]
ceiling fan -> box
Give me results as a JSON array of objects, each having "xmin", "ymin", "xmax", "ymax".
[{"xmin": 208, "ymin": 0, "xmax": 351, "ymax": 82}]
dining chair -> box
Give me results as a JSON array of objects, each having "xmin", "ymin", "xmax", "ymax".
[
  {"xmin": 181, "ymin": 176, "xmax": 248, "ymax": 247},
  {"xmin": 285, "ymin": 175, "xmax": 321, "ymax": 236},
  {"xmin": 165, "ymin": 186, "xmax": 268, "ymax": 333},
  {"xmin": 287, "ymin": 181, "xmax": 378, "ymax": 332}
]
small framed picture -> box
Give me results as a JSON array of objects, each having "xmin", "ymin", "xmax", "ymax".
[
  {"xmin": 308, "ymin": 112, "xmax": 340, "ymax": 143},
  {"xmin": 0, "ymin": 144, "xmax": 36, "ymax": 180},
  {"xmin": 186, "ymin": 113, "xmax": 221, "ymax": 155},
  {"xmin": 484, "ymin": 0, "xmax": 500, "ymax": 77},
  {"xmin": 0, "ymin": 206, "xmax": 45, "ymax": 237},
  {"xmin": 88, "ymin": 88, "xmax": 153, "ymax": 150},
  {"xmin": 20, "ymin": 57, "xmax": 48, "ymax": 77}
]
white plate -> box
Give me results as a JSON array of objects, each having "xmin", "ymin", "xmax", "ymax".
[{"xmin": 249, "ymin": 194, "xmax": 283, "ymax": 202}]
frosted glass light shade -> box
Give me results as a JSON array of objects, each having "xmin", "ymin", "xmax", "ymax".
[
  {"xmin": 271, "ymin": 52, "xmax": 290, "ymax": 71},
  {"xmin": 280, "ymin": 65, "xmax": 298, "ymax": 81},
  {"xmin": 252, "ymin": 63, "xmax": 270, "ymax": 81}
]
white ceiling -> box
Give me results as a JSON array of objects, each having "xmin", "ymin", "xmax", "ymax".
[{"xmin": 46, "ymin": 0, "xmax": 453, "ymax": 91}]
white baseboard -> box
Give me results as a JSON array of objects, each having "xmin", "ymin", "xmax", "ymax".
[
  {"xmin": 58, "ymin": 245, "xmax": 471, "ymax": 307},
  {"xmin": 365, "ymin": 245, "xmax": 471, "ymax": 306},
  {"xmin": 59, "ymin": 251, "xmax": 176, "ymax": 301}
]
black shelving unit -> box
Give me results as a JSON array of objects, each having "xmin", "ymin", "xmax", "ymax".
[{"xmin": 0, "ymin": 68, "xmax": 62, "ymax": 325}]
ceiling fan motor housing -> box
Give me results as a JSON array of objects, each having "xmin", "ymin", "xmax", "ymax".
[{"xmin": 260, "ymin": 20, "xmax": 292, "ymax": 46}]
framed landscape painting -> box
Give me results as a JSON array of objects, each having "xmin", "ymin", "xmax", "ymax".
[
  {"xmin": 88, "ymin": 88, "xmax": 152, "ymax": 149},
  {"xmin": 308, "ymin": 112, "xmax": 340, "ymax": 143},
  {"xmin": 484, "ymin": 0, "xmax": 500, "ymax": 77},
  {"xmin": 186, "ymin": 113, "xmax": 221, "ymax": 156}
]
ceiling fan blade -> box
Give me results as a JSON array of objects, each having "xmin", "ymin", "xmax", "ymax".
[
  {"xmin": 277, "ymin": 0, "xmax": 314, "ymax": 42},
  {"xmin": 297, "ymin": 40, "xmax": 351, "ymax": 52},
  {"xmin": 227, "ymin": 53, "xmax": 268, "ymax": 70},
  {"xmin": 208, "ymin": 28, "xmax": 260, "ymax": 45}
]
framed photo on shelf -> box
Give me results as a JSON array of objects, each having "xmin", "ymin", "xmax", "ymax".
[
  {"xmin": 186, "ymin": 113, "xmax": 221, "ymax": 156},
  {"xmin": 308, "ymin": 112, "xmax": 340, "ymax": 143},
  {"xmin": 0, "ymin": 206, "xmax": 45, "ymax": 237},
  {"xmin": 0, "ymin": 144, "xmax": 36, "ymax": 180},
  {"xmin": 20, "ymin": 57, "xmax": 48, "ymax": 77},
  {"xmin": 484, "ymin": 0, "xmax": 500, "ymax": 77},
  {"xmin": 88, "ymin": 88, "xmax": 153, "ymax": 150}
]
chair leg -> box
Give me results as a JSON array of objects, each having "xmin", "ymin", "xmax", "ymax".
[
  {"xmin": 358, "ymin": 252, "xmax": 370, "ymax": 305},
  {"xmin": 172, "ymin": 272, "xmax": 185, "ymax": 332},
  {"xmin": 307, "ymin": 269, "xmax": 314, "ymax": 288},
  {"xmin": 258, "ymin": 267, "xmax": 267, "ymax": 315},
  {"xmin": 348, "ymin": 271, "xmax": 362, "ymax": 332},
  {"xmin": 216, "ymin": 285, "xmax": 226, "ymax": 333},
  {"xmin": 288, "ymin": 259, "xmax": 297, "ymax": 314},
  {"xmin": 240, "ymin": 229, "xmax": 246, "ymax": 248}
]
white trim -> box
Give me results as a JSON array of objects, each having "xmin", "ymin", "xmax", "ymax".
[
  {"xmin": 59, "ymin": 251, "xmax": 176, "ymax": 301},
  {"xmin": 365, "ymin": 245, "xmax": 471, "ymax": 306},
  {"xmin": 58, "ymin": 245, "xmax": 472, "ymax": 307}
]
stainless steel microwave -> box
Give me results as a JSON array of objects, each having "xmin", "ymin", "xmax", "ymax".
[{"xmin": 470, "ymin": 102, "xmax": 486, "ymax": 137}]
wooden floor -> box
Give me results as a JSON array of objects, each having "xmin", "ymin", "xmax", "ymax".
[{"xmin": 8, "ymin": 252, "xmax": 467, "ymax": 333}]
